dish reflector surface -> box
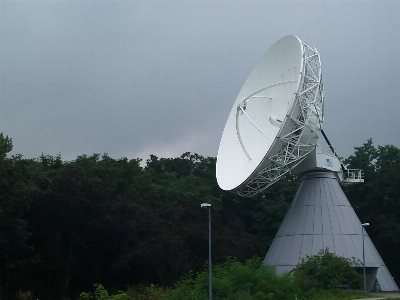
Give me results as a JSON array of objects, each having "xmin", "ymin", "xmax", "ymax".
[{"xmin": 216, "ymin": 35, "xmax": 324, "ymax": 196}]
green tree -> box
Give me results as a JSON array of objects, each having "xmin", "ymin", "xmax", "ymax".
[
  {"xmin": 22, "ymin": 152, "xmax": 264, "ymax": 298},
  {"xmin": 343, "ymin": 139, "xmax": 378, "ymax": 216},
  {"xmin": 0, "ymin": 135, "xmax": 41, "ymax": 297},
  {"xmin": 0, "ymin": 133, "xmax": 12, "ymax": 158},
  {"xmin": 344, "ymin": 141, "xmax": 400, "ymax": 286}
]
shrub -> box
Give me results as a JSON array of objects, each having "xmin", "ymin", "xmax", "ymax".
[
  {"xmin": 165, "ymin": 257, "xmax": 299, "ymax": 300},
  {"xmin": 78, "ymin": 284, "xmax": 130, "ymax": 300},
  {"xmin": 291, "ymin": 248, "xmax": 362, "ymax": 291},
  {"xmin": 77, "ymin": 253, "xmax": 365, "ymax": 300},
  {"xmin": 78, "ymin": 284, "xmax": 166, "ymax": 300}
]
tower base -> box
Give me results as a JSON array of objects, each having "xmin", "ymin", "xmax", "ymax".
[{"xmin": 263, "ymin": 172, "xmax": 399, "ymax": 291}]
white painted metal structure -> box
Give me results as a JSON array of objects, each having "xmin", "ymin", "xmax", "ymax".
[
  {"xmin": 216, "ymin": 35, "xmax": 399, "ymax": 291},
  {"xmin": 217, "ymin": 36, "xmax": 324, "ymax": 197}
]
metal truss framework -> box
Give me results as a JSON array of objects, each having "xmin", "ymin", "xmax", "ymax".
[{"xmin": 236, "ymin": 42, "xmax": 324, "ymax": 197}]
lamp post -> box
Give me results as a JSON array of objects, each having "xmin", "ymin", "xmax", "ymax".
[
  {"xmin": 201, "ymin": 203, "xmax": 212, "ymax": 300},
  {"xmin": 362, "ymin": 223, "xmax": 370, "ymax": 293}
]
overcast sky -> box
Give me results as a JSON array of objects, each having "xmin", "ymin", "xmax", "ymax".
[{"xmin": 1, "ymin": 1, "xmax": 399, "ymax": 163}]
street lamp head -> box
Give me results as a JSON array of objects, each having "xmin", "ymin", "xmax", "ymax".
[
  {"xmin": 362, "ymin": 223, "xmax": 370, "ymax": 226},
  {"xmin": 201, "ymin": 203, "xmax": 211, "ymax": 208}
]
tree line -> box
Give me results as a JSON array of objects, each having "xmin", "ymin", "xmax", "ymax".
[{"xmin": 0, "ymin": 134, "xmax": 399, "ymax": 299}]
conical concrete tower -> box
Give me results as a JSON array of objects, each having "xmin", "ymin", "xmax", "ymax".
[{"xmin": 263, "ymin": 172, "xmax": 399, "ymax": 291}]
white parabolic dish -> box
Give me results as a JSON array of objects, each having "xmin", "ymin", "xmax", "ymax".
[{"xmin": 216, "ymin": 35, "xmax": 324, "ymax": 197}]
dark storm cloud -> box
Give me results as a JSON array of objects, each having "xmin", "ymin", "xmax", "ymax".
[{"xmin": 1, "ymin": 1, "xmax": 399, "ymax": 162}]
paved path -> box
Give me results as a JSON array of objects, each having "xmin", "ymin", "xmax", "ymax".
[{"xmin": 357, "ymin": 293, "xmax": 400, "ymax": 299}]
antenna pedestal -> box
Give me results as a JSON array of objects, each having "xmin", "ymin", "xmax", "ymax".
[
  {"xmin": 292, "ymin": 145, "xmax": 341, "ymax": 174},
  {"xmin": 292, "ymin": 145, "xmax": 364, "ymax": 184},
  {"xmin": 263, "ymin": 171, "xmax": 399, "ymax": 291}
]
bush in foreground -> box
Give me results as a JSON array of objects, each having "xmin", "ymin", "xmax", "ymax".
[
  {"xmin": 79, "ymin": 257, "xmax": 299, "ymax": 300},
  {"xmin": 291, "ymin": 248, "xmax": 363, "ymax": 292},
  {"xmin": 78, "ymin": 252, "xmax": 366, "ymax": 300},
  {"xmin": 167, "ymin": 257, "xmax": 298, "ymax": 300}
]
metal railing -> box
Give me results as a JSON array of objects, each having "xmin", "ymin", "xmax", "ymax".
[{"xmin": 342, "ymin": 169, "xmax": 364, "ymax": 183}]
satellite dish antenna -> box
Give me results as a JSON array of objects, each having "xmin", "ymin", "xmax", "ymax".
[
  {"xmin": 216, "ymin": 35, "xmax": 324, "ymax": 197},
  {"xmin": 216, "ymin": 35, "xmax": 399, "ymax": 291}
]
